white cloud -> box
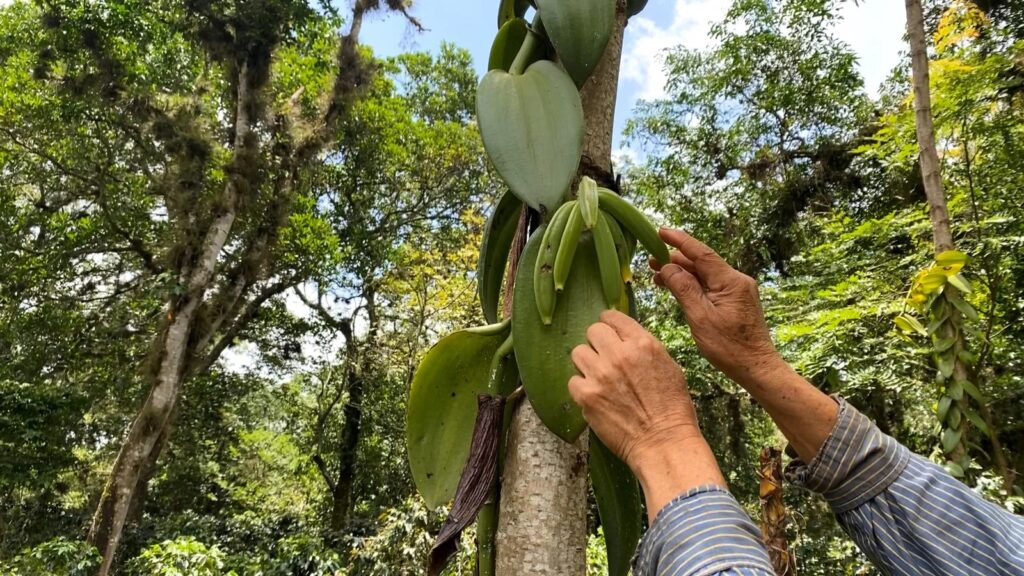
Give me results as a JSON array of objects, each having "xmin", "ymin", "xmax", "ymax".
[
  {"xmin": 834, "ymin": 0, "xmax": 907, "ymax": 96},
  {"xmin": 620, "ymin": 0, "xmax": 729, "ymax": 102},
  {"xmin": 621, "ymin": 0, "xmax": 906, "ymax": 103}
]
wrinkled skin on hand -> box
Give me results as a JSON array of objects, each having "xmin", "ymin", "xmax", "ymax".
[
  {"xmin": 568, "ymin": 310, "xmax": 702, "ymax": 471},
  {"xmin": 650, "ymin": 228, "xmax": 782, "ymax": 387}
]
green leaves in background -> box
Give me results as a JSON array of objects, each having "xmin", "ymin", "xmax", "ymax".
[
  {"xmin": 513, "ymin": 227, "xmax": 617, "ymax": 442},
  {"xmin": 477, "ymin": 60, "xmax": 584, "ymax": 213},
  {"xmin": 407, "ymin": 322, "xmax": 510, "ymax": 508},
  {"xmin": 589, "ymin": 433, "xmax": 641, "ymax": 576},
  {"xmin": 535, "ymin": 0, "xmax": 614, "ymax": 86},
  {"xmin": 478, "ymin": 191, "xmax": 523, "ymax": 323}
]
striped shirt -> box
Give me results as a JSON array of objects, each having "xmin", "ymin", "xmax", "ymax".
[{"xmin": 632, "ymin": 398, "xmax": 1024, "ymax": 576}]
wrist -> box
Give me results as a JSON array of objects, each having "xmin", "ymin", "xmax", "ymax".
[
  {"xmin": 625, "ymin": 420, "xmax": 704, "ymax": 474},
  {"xmin": 627, "ymin": 424, "xmax": 728, "ymax": 523},
  {"xmin": 731, "ymin": 349, "xmax": 791, "ymax": 391}
]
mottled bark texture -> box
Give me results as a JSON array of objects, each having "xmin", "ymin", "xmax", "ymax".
[{"xmin": 495, "ymin": 5, "xmax": 627, "ymax": 574}]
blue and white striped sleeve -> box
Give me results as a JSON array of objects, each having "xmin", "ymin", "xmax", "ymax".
[
  {"xmin": 631, "ymin": 485, "xmax": 775, "ymax": 576},
  {"xmin": 786, "ymin": 397, "xmax": 1024, "ymax": 576}
]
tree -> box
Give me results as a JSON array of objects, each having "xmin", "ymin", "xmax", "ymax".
[{"xmin": 0, "ymin": 0, "xmax": 421, "ymax": 571}]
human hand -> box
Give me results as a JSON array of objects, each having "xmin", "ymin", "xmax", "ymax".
[
  {"xmin": 568, "ymin": 310, "xmax": 702, "ymax": 471},
  {"xmin": 650, "ymin": 228, "xmax": 783, "ymax": 387},
  {"xmin": 569, "ymin": 310, "xmax": 727, "ymax": 519}
]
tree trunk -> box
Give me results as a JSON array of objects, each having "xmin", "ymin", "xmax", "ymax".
[
  {"xmin": 495, "ymin": 5, "xmax": 627, "ymax": 575},
  {"xmin": 87, "ymin": 66, "xmax": 255, "ymax": 576},
  {"xmin": 329, "ymin": 361, "xmax": 365, "ymax": 536},
  {"xmin": 905, "ymin": 0, "xmax": 953, "ymax": 253}
]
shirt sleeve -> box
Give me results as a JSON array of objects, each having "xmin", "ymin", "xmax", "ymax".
[
  {"xmin": 631, "ymin": 485, "xmax": 775, "ymax": 576},
  {"xmin": 785, "ymin": 397, "xmax": 1024, "ymax": 576}
]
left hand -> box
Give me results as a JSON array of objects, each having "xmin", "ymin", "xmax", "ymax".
[{"xmin": 569, "ymin": 310, "xmax": 703, "ymax": 472}]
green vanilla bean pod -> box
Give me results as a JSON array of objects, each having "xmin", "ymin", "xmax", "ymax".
[
  {"xmin": 534, "ymin": 204, "xmax": 573, "ymax": 325},
  {"xmin": 596, "ymin": 188, "xmax": 670, "ymax": 265},
  {"xmin": 603, "ymin": 210, "xmax": 632, "ymax": 284},
  {"xmin": 594, "ymin": 213, "xmax": 623, "ymax": 308},
  {"xmin": 578, "ymin": 176, "xmax": 600, "ymax": 230},
  {"xmin": 553, "ymin": 202, "xmax": 583, "ymax": 291}
]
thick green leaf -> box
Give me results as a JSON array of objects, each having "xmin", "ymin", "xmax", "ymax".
[
  {"xmin": 960, "ymin": 379, "xmax": 986, "ymax": 403},
  {"xmin": 535, "ymin": 0, "xmax": 614, "ymax": 86},
  {"xmin": 497, "ymin": 0, "xmax": 532, "ymax": 28},
  {"xmin": 947, "ymin": 273, "xmax": 972, "ymax": 293},
  {"xmin": 946, "ymin": 460, "xmax": 965, "ymax": 478},
  {"xmin": 947, "ymin": 406, "xmax": 961, "ymax": 429},
  {"xmin": 932, "ymin": 335, "xmax": 956, "ymax": 353},
  {"xmin": 590, "ymin": 433, "xmax": 642, "ymax": 576},
  {"xmin": 478, "ymin": 191, "xmax": 523, "ymax": 324},
  {"xmin": 514, "ymin": 226, "xmax": 620, "ymax": 441},
  {"xmin": 488, "ymin": 18, "xmax": 545, "ymax": 71},
  {"xmin": 946, "ymin": 290, "xmax": 980, "ymax": 322},
  {"xmin": 935, "ymin": 351, "xmax": 955, "ymax": 379},
  {"xmin": 937, "ymin": 396, "xmax": 953, "ymax": 422},
  {"xmin": 407, "ymin": 327, "xmax": 509, "ymax": 508},
  {"xmin": 935, "ymin": 250, "xmax": 968, "ymax": 274},
  {"xmin": 895, "ymin": 314, "xmax": 927, "ymax": 336},
  {"xmin": 941, "ymin": 427, "xmax": 962, "ymax": 454},
  {"xmin": 964, "ymin": 408, "xmax": 990, "ymax": 436},
  {"xmin": 947, "ymin": 380, "xmax": 964, "ymax": 401},
  {"xmin": 627, "ymin": 0, "xmax": 649, "ymax": 17},
  {"xmin": 477, "ymin": 62, "xmax": 584, "ymax": 212}
]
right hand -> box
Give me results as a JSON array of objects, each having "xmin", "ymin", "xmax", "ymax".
[{"xmin": 649, "ymin": 228, "xmax": 783, "ymax": 387}]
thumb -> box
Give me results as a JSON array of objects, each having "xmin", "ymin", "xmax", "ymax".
[{"xmin": 659, "ymin": 264, "xmax": 705, "ymax": 316}]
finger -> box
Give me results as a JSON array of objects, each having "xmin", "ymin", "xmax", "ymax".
[
  {"xmin": 586, "ymin": 321, "xmax": 622, "ymax": 354},
  {"xmin": 599, "ymin": 309, "xmax": 647, "ymax": 341},
  {"xmin": 567, "ymin": 375, "xmax": 596, "ymax": 408},
  {"xmin": 570, "ymin": 344, "xmax": 601, "ymax": 377},
  {"xmin": 651, "ymin": 252, "xmax": 697, "ymax": 276},
  {"xmin": 659, "ymin": 228, "xmax": 733, "ymax": 286},
  {"xmin": 659, "ymin": 264, "xmax": 707, "ymax": 319}
]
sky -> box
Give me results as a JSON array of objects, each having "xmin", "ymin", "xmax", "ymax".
[{"xmin": 359, "ymin": 0, "xmax": 909, "ymax": 154}]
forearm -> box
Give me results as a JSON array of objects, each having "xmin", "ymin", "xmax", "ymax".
[
  {"xmin": 786, "ymin": 398, "xmax": 1024, "ymax": 575},
  {"xmin": 734, "ymin": 355, "xmax": 838, "ymax": 463},
  {"xmin": 630, "ymin": 428, "xmax": 727, "ymax": 524}
]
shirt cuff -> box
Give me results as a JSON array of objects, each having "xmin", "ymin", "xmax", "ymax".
[
  {"xmin": 784, "ymin": 396, "xmax": 910, "ymax": 513},
  {"xmin": 632, "ymin": 485, "xmax": 773, "ymax": 576}
]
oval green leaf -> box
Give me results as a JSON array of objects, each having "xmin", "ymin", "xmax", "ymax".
[
  {"xmin": 407, "ymin": 326, "xmax": 509, "ymax": 508},
  {"xmin": 477, "ymin": 61, "xmax": 584, "ymax": 212},
  {"xmin": 497, "ymin": 0, "xmax": 532, "ymax": 28},
  {"xmin": 488, "ymin": 18, "xmax": 546, "ymax": 72},
  {"xmin": 535, "ymin": 0, "xmax": 614, "ymax": 86},
  {"xmin": 590, "ymin": 432, "xmax": 641, "ymax": 576},
  {"xmin": 514, "ymin": 226, "xmax": 619, "ymax": 441},
  {"xmin": 478, "ymin": 191, "xmax": 523, "ymax": 324}
]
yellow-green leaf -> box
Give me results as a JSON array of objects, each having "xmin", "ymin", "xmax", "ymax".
[{"xmin": 407, "ymin": 326, "xmax": 509, "ymax": 508}]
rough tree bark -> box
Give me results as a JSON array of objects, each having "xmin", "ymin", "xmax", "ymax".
[{"xmin": 495, "ymin": 5, "xmax": 627, "ymax": 575}]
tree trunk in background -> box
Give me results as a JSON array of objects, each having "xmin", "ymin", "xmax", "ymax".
[
  {"xmin": 495, "ymin": 5, "xmax": 627, "ymax": 575},
  {"xmin": 329, "ymin": 366, "xmax": 364, "ymax": 535},
  {"xmin": 86, "ymin": 68, "xmax": 255, "ymax": 576},
  {"xmin": 905, "ymin": 0, "xmax": 953, "ymax": 253}
]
